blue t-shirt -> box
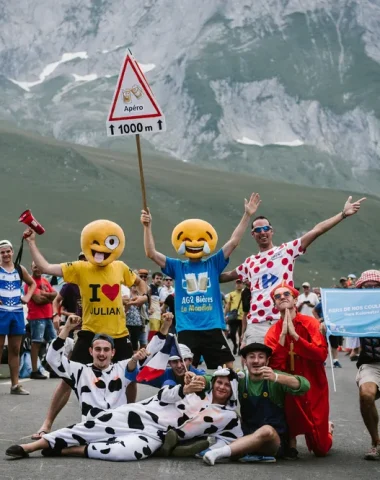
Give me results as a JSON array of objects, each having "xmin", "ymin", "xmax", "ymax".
[{"xmin": 162, "ymin": 249, "xmax": 229, "ymax": 332}]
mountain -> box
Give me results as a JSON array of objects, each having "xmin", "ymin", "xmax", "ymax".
[
  {"xmin": 0, "ymin": 1, "xmax": 380, "ymax": 194},
  {"xmin": 0, "ymin": 121, "xmax": 378, "ymax": 287}
]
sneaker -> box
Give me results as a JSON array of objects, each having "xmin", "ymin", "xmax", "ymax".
[
  {"xmin": 284, "ymin": 447, "xmax": 299, "ymax": 460},
  {"xmin": 10, "ymin": 384, "xmax": 30, "ymax": 395},
  {"xmin": 333, "ymin": 361, "xmax": 342, "ymax": 368},
  {"xmin": 6, "ymin": 445, "xmax": 29, "ymax": 458},
  {"xmin": 364, "ymin": 446, "xmax": 380, "ymax": 460},
  {"xmin": 30, "ymin": 371, "xmax": 48, "ymax": 380}
]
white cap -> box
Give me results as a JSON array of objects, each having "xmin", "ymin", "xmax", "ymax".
[
  {"xmin": 302, "ymin": 282, "xmax": 310, "ymax": 287},
  {"xmin": 347, "ymin": 274, "xmax": 357, "ymax": 279},
  {"xmin": 0, "ymin": 240, "xmax": 13, "ymax": 250},
  {"xmin": 169, "ymin": 344, "xmax": 194, "ymax": 361}
]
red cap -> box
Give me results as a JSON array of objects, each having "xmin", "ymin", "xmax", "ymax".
[{"xmin": 270, "ymin": 281, "xmax": 300, "ymax": 300}]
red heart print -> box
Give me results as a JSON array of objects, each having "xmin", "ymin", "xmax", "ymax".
[{"xmin": 101, "ymin": 284, "xmax": 120, "ymax": 301}]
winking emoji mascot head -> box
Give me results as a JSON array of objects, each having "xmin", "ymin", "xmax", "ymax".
[
  {"xmin": 171, "ymin": 219, "xmax": 218, "ymax": 260},
  {"xmin": 81, "ymin": 219, "xmax": 125, "ymax": 267}
]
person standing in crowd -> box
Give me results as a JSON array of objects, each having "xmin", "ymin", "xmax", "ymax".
[
  {"xmin": 225, "ymin": 279, "xmax": 244, "ymax": 355},
  {"xmin": 52, "ymin": 252, "xmax": 86, "ymax": 330},
  {"xmin": 141, "ymin": 193, "xmax": 261, "ymax": 369},
  {"xmin": 25, "ymin": 262, "xmax": 57, "ymax": 380},
  {"xmin": 313, "ymin": 301, "xmax": 342, "ymax": 368},
  {"xmin": 159, "ymin": 276, "xmax": 175, "ymax": 305},
  {"xmin": 220, "ymin": 195, "xmax": 366, "ymax": 344},
  {"xmin": 265, "ymin": 283, "xmax": 332, "ymax": 458},
  {"xmin": 297, "ymin": 282, "xmax": 319, "ymax": 316},
  {"xmin": 0, "ymin": 239, "xmax": 36, "ymax": 395},
  {"xmin": 125, "ymin": 284, "xmax": 146, "ymax": 352},
  {"xmin": 354, "ymin": 270, "xmax": 380, "ymax": 460},
  {"xmin": 148, "ymin": 272, "xmax": 163, "ymax": 340},
  {"xmin": 24, "ymin": 221, "xmax": 148, "ymax": 438}
]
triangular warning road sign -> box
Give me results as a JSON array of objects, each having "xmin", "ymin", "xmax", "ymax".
[{"xmin": 106, "ymin": 53, "xmax": 166, "ymax": 137}]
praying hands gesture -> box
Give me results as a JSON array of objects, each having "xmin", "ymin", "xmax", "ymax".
[{"xmin": 279, "ymin": 309, "xmax": 299, "ymax": 345}]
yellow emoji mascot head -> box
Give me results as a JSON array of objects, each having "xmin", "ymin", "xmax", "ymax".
[
  {"xmin": 81, "ymin": 220, "xmax": 125, "ymax": 267},
  {"xmin": 171, "ymin": 219, "xmax": 218, "ymax": 260}
]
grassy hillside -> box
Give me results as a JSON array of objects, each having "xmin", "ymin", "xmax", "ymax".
[{"xmin": 0, "ymin": 121, "xmax": 378, "ymax": 287}]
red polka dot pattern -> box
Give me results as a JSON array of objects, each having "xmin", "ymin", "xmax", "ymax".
[{"xmin": 237, "ymin": 238, "xmax": 305, "ymax": 325}]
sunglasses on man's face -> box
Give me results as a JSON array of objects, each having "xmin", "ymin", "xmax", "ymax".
[
  {"xmin": 274, "ymin": 291, "xmax": 292, "ymax": 300},
  {"xmin": 140, "ymin": 274, "xmax": 148, "ymax": 279},
  {"xmin": 252, "ymin": 225, "xmax": 272, "ymax": 234}
]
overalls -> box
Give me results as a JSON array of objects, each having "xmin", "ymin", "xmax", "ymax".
[{"xmin": 240, "ymin": 375, "xmax": 288, "ymax": 457}]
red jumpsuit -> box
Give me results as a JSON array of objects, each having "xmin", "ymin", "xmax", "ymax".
[{"xmin": 265, "ymin": 313, "xmax": 332, "ymax": 456}]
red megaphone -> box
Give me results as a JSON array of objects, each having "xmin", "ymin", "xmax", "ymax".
[{"xmin": 19, "ymin": 209, "xmax": 45, "ymax": 235}]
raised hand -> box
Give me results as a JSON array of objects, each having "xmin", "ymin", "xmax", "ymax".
[
  {"xmin": 343, "ymin": 196, "xmax": 366, "ymax": 217},
  {"xmin": 132, "ymin": 348, "xmax": 150, "ymax": 362},
  {"xmin": 183, "ymin": 378, "xmax": 206, "ymax": 395},
  {"xmin": 65, "ymin": 315, "xmax": 81, "ymax": 331},
  {"xmin": 23, "ymin": 228, "xmax": 36, "ymax": 242},
  {"xmin": 140, "ymin": 209, "xmax": 152, "ymax": 227},
  {"xmin": 184, "ymin": 371, "xmax": 196, "ymax": 385},
  {"xmin": 244, "ymin": 193, "xmax": 261, "ymax": 217}
]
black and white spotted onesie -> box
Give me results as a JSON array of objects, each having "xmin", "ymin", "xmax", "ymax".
[
  {"xmin": 43, "ymin": 384, "xmax": 243, "ymax": 461},
  {"xmin": 46, "ymin": 334, "xmax": 165, "ymax": 419}
]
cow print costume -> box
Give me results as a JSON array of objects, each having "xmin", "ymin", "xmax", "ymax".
[
  {"xmin": 46, "ymin": 334, "xmax": 165, "ymax": 420},
  {"xmin": 43, "ymin": 378, "xmax": 242, "ymax": 461}
]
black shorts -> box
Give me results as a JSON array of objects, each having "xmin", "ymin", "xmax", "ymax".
[
  {"xmin": 178, "ymin": 329, "xmax": 234, "ymax": 369},
  {"xmin": 71, "ymin": 330, "xmax": 133, "ymax": 364},
  {"xmin": 329, "ymin": 335, "xmax": 342, "ymax": 349}
]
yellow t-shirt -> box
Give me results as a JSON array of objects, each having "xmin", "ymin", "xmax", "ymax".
[
  {"xmin": 228, "ymin": 290, "xmax": 243, "ymax": 320},
  {"xmin": 61, "ymin": 260, "xmax": 136, "ymax": 338}
]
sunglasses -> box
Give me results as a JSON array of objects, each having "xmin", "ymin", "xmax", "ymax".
[
  {"xmin": 252, "ymin": 225, "xmax": 272, "ymax": 234},
  {"xmin": 273, "ymin": 291, "xmax": 292, "ymax": 300},
  {"xmin": 139, "ymin": 274, "xmax": 148, "ymax": 278},
  {"xmin": 165, "ymin": 278, "xmax": 172, "ymax": 281}
]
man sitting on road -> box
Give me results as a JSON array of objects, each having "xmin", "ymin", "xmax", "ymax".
[
  {"xmin": 203, "ymin": 343, "xmax": 310, "ymax": 465},
  {"xmin": 45, "ymin": 313, "xmax": 173, "ymax": 419},
  {"xmin": 7, "ymin": 367, "xmax": 242, "ymax": 462}
]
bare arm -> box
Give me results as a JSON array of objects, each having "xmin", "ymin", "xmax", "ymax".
[
  {"xmin": 20, "ymin": 266, "xmax": 36, "ymax": 304},
  {"xmin": 222, "ymin": 193, "xmax": 261, "ymax": 259},
  {"xmin": 140, "ymin": 210, "xmax": 166, "ymax": 268},
  {"xmin": 53, "ymin": 292, "xmax": 63, "ymax": 314},
  {"xmin": 301, "ymin": 196, "xmax": 366, "ymax": 250},
  {"xmin": 24, "ymin": 229, "xmax": 63, "ymax": 276},
  {"xmin": 224, "ymin": 299, "xmax": 232, "ymax": 315},
  {"xmin": 40, "ymin": 291, "xmax": 58, "ymax": 301},
  {"xmin": 241, "ymin": 312, "xmax": 247, "ymax": 338},
  {"xmin": 219, "ymin": 270, "xmax": 239, "ymax": 283}
]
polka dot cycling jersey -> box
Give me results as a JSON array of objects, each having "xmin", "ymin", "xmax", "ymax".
[{"xmin": 236, "ymin": 238, "xmax": 305, "ymax": 324}]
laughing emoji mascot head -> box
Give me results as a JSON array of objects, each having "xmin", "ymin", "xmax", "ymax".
[
  {"xmin": 81, "ymin": 220, "xmax": 125, "ymax": 267},
  {"xmin": 171, "ymin": 219, "xmax": 218, "ymax": 260}
]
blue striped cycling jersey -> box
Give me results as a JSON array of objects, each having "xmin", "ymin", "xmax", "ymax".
[{"xmin": 0, "ymin": 266, "xmax": 23, "ymax": 312}]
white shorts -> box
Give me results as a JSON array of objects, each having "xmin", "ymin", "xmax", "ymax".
[
  {"xmin": 243, "ymin": 321, "xmax": 276, "ymax": 345},
  {"xmin": 356, "ymin": 363, "xmax": 380, "ymax": 397}
]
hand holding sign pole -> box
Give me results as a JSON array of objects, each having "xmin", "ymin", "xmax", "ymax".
[{"xmin": 106, "ymin": 50, "xmax": 166, "ymax": 210}]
